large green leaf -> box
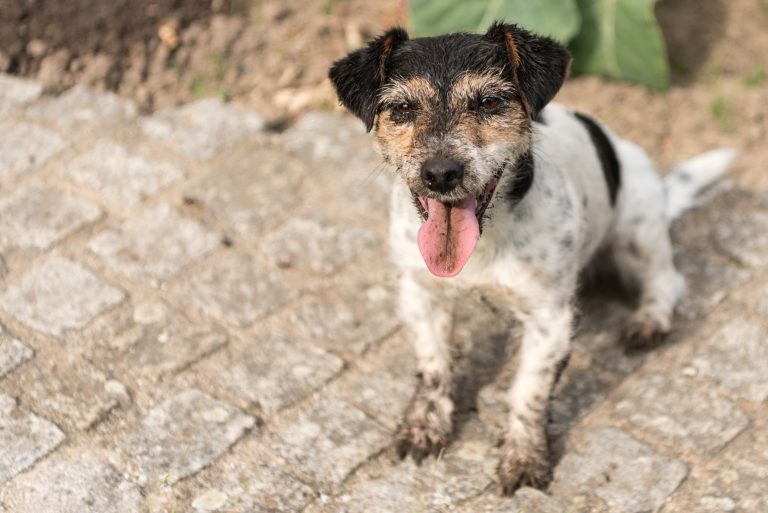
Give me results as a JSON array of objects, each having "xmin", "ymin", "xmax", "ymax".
[
  {"xmin": 569, "ymin": 0, "xmax": 669, "ymax": 89},
  {"xmin": 410, "ymin": 0, "xmax": 581, "ymax": 43}
]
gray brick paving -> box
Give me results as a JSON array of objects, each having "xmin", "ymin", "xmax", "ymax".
[
  {"xmin": 691, "ymin": 317, "xmax": 768, "ymax": 402},
  {"xmin": 613, "ymin": 372, "xmax": 748, "ymax": 456},
  {"xmin": 0, "ymin": 186, "xmax": 102, "ymax": 252},
  {"xmin": 88, "ymin": 203, "xmax": 219, "ymax": 284},
  {"xmin": 282, "ymin": 112, "xmax": 379, "ymax": 170},
  {"xmin": 550, "ymin": 427, "xmax": 688, "ymax": 513},
  {"xmin": 0, "ymin": 121, "xmax": 66, "ymax": 181},
  {"xmin": 141, "ymin": 98, "xmax": 263, "ymax": 160},
  {"xmin": 0, "ymin": 74, "xmax": 42, "ymax": 117},
  {"xmin": 63, "ymin": 139, "xmax": 184, "ymax": 208},
  {"xmin": 0, "ymin": 256, "xmax": 124, "ymax": 336},
  {"xmin": 330, "ymin": 336, "xmax": 416, "ymax": 429},
  {"xmin": 0, "ymin": 81, "xmax": 766, "ymax": 511},
  {"xmin": 269, "ymin": 397, "xmax": 390, "ymax": 486},
  {"xmin": 713, "ymin": 209, "xmax": 768, "ymax": 268},
  {"xmin": 0, "ymin": 453, "xmax": 143, "ymax": 513},
  {"xmin": 20, "ymin": 361, "xmax": 122, "ymax": 430},
  {"xmin": 217, "ymin": 332, "xmax": 343, "ymax": 415},
  {"xmin": 662, "ymin": 417, "xmax": 768, "ymax": 513},
  {"xmin": 186, "ymin": 147, "xmax": 308, "ymax": 237},
  {"xmin": 77, "ymin": 299, "xmax": 228, "ymax": 377},
  {"xmin": 288, "ymin": 282, "xmax": 399, "ymax": 355},
  {"xmin": 261, "ymin": 216, "xmax": 379, "ymax": 275},
  {"xmin": 26, "ymin": 85, "xmax": 136, "ymax": 130},
  {"xmin": 460, "ymin": 488, "xmax": 567, "ymax": 513},
  {"xmin": 175, "ymin": 250, "xmax": 301, "ymax": 327},
  {"xmin": 0, "ymin": 393, "xmax": 65, "ymax": 484},
  {"xmin": 0, "ymin": 332, "xmax": 33, "ymax": 378},
  {"xmin": 124, "ymin": 389, "xmax": 255, "ymax": 484},
  {"xmin": 188, "ymin": 461, "xmax": 314, "ymax": 513}
]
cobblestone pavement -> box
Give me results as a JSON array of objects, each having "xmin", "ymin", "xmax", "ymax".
[{"xmin": 0, "ymin": 74, "xmax": 766, "ymax": 513}]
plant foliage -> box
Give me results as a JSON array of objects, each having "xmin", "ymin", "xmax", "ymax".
[{"xmin": 409, "ymin": 0, "xmax": 669, "ymax": 89}]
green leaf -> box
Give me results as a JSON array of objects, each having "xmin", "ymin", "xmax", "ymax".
[
  {"xmin": 569, "ymin": 0, "xmax": 669, "ymax": 89},
  {"xmin": 410, "ymin": 0, "xmax": 581, "ymax": 43}
]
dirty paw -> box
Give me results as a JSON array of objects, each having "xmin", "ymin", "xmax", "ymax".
[
  {"xmin": 623, "ymin": 309, "xmax": 671, "ymax": 349},
  {"xmin": 395, "ymin": 395, "xmax": 453, "ymax": 463},
  {"xmin": 498, "ymin": 438, "xmax": 552, "ymax": 495}
]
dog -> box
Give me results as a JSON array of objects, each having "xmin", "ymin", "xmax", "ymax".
[{"xmin": 328, "ymin": 22, "xmax": 735, "ymax": 494}]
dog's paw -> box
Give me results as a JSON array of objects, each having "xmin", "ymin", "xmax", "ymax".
[
  {"xmin": 497, "ymin": 437, "xmax": 552, "ymax": 495},
  {"xmin": 623, "ymin": 309, "xmax": 671, "ymax": 349},
  {"xmin": 395, "ymin": 394, "xmax": 453, "ymax": 463}
]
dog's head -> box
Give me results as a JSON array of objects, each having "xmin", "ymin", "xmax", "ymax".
[{"xmin": 329, "ymin": 22, "xmax": 570, "ymax": 277}]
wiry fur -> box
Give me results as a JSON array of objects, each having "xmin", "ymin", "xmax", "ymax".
[{"xmin": 329, "ymin": 22, "xmax": 735, "ymax": 494}]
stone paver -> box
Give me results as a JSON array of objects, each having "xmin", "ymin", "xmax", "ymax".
[
  {"xmin": 269, "ymin": 397, "xmax": 390, "ymax": 486},
  {"xmin": 141, "ymin": 98, "xmax": 263, "ymax": 160},
  {"xmin": 713, "ymin": 209, "xmax": 768, "ymax": 268},
  {"xmin": 663, "ymin": 418, "xmax": 768, "ymax": 513},
  {"xmin": 550, "ymin": 427, "xmax": 688, "ymax": 513},
  {"xmin": 690, "ymin": 317, "xmax": 768, "ymax": 402},
  {"xmin": 0, "ymin": 74, "xmax": 42, "ymax": 117},
  {"xmin": 88, "ymin": 203, "xmax": 219, "ymax": 284},
  {"xmin": 262, "ymin": 216, "xmax": 379, "ymax": 275},
  {"xmin": 0, "ymin": 186, "xmax": 102, "ymax": 252},
  {"xmin": 63, "ymin": 139, "xmax": 184, "ymax": 208},
  {"xmin": 26, "ymin": 86, "xmax": 136, "ymax": 130},
  {"xmin": 124, "ymin": 389, "xmax": 255, "ymax": 484},
  {"xmin": 0, "ymin": 454, "xmax": 142, "ymax": 513},
  {"xmin": 0, "ymin": 332, "xmax": 33, "ymax": 378},
  {"xmin": 189, "ymin": 461, "xmax": 314, "ymax": 513},
  {"xmin": 0, "ymin": 256, "xmax": 124, "ymax": 336},
  {"xmin": 0, "ymin": 394, "xmax": 65, "ymax": 484},
  {"xmin": 282, "ymin": 112, "xmax": 378, "ymax": 170},
  {"xmin": 186, "ymin": 147, "xmax": 308, "ymax": 237},
  {"xmin": 175, "ymin": 250, "xmax": 301, "ymax": 327},
  {"xmin": 460, "ymin": 488, "xmax": 567, "ymax": 513},
  {"xmin": 20, "ymin": 361, "xmax": 122, "ymax": 430},
  {"xmin": 0, "ymin": 122, "xmax": 66, "ymax": 181},
  {"xmin": 78, "ymin": 300, "xmax": 228, "ymax": 377},
  {"xmin": 331, "ymin": 336, "xmax": 416, "ymax": 429},
  {"xmin": 218, "ymin": 332, "xmax": 343, "ymax": 415},
  {"xmin": 289, "ymin": 282, "xmax": 399, "ymax": 355},
  {"xmin": 613, "ymin": 373, "xmax": 748, "ymax": 456}
]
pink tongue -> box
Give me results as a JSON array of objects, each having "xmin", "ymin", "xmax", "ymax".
[{"xmin": 417, "ymin": 196, "xmax": 479, "ymax": 277}]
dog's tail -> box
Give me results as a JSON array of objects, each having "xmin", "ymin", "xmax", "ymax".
[{"xmin": 664, "ymin": 148, "xmax": 737, "ymax": 220}]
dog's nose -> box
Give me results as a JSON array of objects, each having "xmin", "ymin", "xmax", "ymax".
[{"xmin": 420, "ymin": 158, "xmax": 464, "ymax": 193}]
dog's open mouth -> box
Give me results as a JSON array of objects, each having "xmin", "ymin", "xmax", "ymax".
[{"xmin": 411, "ymin": 169, "xmax": 503, "ymax": 278}]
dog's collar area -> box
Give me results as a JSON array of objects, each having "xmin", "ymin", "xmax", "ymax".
[{"xmin": 506, "ymin": 152, "xmax": 534, "ymax": 207}]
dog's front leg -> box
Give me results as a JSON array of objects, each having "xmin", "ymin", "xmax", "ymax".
[
  {"xmin": 499, "ymin": 301, "xmax": 573, "ymax": 493},
  {"xmin": 395, "ymin": 270, "xmax": 455, "ymax": 462}
]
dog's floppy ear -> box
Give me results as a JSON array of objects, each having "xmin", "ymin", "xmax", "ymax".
[
  {"xmin": 329, "ymin": 27, "xmax": 409, "ymax": 132},
  {"xmin": 485, "ymin": 22, "xmax": 571, "ymax": 119}
]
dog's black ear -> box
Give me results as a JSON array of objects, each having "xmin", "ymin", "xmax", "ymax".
[
  {"xmin": 485, "ymin": 22, "xmax": 571, "ymax": 119},
  {"xmin": 329, "ymin": 27, "xmax": 409, "ymax": 132}
]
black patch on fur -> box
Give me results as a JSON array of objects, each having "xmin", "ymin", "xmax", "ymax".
[
  {"xmin": 507, "ymin": 152, "xmax": 534, "ymax": 206},
  {"xmin": 328, "ymin": 27, "xmax": 409, "ymax": 131},
  {"xmin": 574, "ymin": 112, "xmax": 621, "ymax": 206}
]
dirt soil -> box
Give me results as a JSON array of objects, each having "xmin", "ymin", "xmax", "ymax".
[{"xmin": 1, "ymin": 0, "xmax": 766, "ymax": 187}]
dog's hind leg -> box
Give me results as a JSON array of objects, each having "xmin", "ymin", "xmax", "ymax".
[
  {"xmin": 609, "ymin": 140, "xmax": 687, "ymax": 346},
  {"xmin": 499, "ymin": 299, "xmax": 573, "ymax": 493},
  {"xmin": 395, "ymin": 270, "xmax": 455, "ymax": 461},
  {"xmin": 611, "ymin": 215, "xmax": 685, "ymax": 346}
]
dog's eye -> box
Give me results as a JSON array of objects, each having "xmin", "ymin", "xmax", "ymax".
[
  {"xmin": 394, "ymin": 102, "xmax": 416, "ymax": 114},
  {"xmin": 479, "ymin": 97, "xmax": 501, "ymax": 111}
]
